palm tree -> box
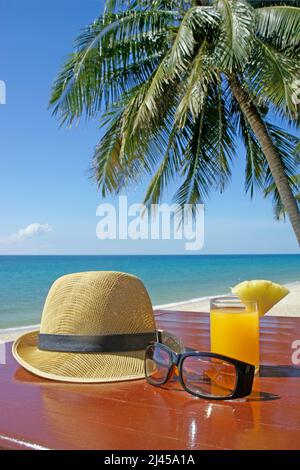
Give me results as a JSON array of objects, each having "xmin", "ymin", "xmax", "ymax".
[{"xmin": 50, "ymin": 0, "xmax": 300, "ymax": 243}]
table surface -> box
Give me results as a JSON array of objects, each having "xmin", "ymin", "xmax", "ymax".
[{"xmin": 1, "ymin": 310, "xmax": 300, "ymax": 450}]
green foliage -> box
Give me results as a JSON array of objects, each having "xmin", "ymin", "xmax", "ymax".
[
  {"xmin": 50, "ymin": 0, "xmax": 300, "ymax": 216},
  {"xmin": 265, "ymin": 139, "xmax": 300, "ymax": 219}
]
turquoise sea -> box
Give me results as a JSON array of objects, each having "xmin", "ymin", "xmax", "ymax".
[{"xmin": 0, "ymin": 255, "xmax": 299, "ymax": 329}]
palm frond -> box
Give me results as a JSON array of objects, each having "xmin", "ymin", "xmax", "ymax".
[
  {"xmin": 245, "ymin": 38, "xmax": 300, "ymax": 119},
  {"xmin": 214, "ymin": 0, "xmax": 255, "ymax": 70},
  {"xmin": 251, "ymin": 1, "xmax": 300, "ymax": 7},
  {"xmin": 49, "ymin": 9, "xmax": 180, "ymax": 124},
  {"xmin": 104, "ymin": 0, "xmax": 185, "ymax": 13},
  {"xmin": 265, "ymin": 177, "xmax": 300, "ymax": 220},
  {"xmin": 93, "ymin": 73, "xmax": 185, "ymax": 197},
  {"xmin": 143, "ymin": 123, "xmax": 184, "ymax": 206},
  {"xmin": 93, "ymin": 112, "xmax": 125, "ymax": 197},
  {"xmin": 173, "ymin": 79, "xmax": 236, "ymax": 211},
  {"xmin": 132, "ymin": 6, "xmax": 220, "ymax": 132},
  {"xmin": 93, "ymin": 83, "xmax": 156, "ymax": 196},
  {"xmin": 214, "ymin": 78, "xmax": 236, "ymax": 191},
  {"xmin": 256, "ymin": 5, "xmax": 300, "ymax": 49},
  {"xmin": 265, "ymin": 123, "xmax": 300, "ymax": 183},
  {"xmin": 174, "ymin": 114, "xmax": 211, "ymax": 212},
  {"xmin": 241, "ymin": 114, "xmax": 269, "ymax": 196},
  {"xmin": 175, "ymin": 41, "xmax": 216, "ymax": 128},
  {"xmin": 262, "ymin": 124, "xmax": 300, "ymax": 218},
  {"xmin": 130, "ymin": 55, "xmax": 179, "ymax": 132},
  {"xmin": 51, "ymin": 0, "xmax": 300, "ymax": 230},
  {"xmin": 49, "ymin": 34, "xmax": 169, "ymax": 125}
]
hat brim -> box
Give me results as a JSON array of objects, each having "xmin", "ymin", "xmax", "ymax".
[{"xmin": 12, "ymin": 330, "xmax": 148, "ymax": 383}]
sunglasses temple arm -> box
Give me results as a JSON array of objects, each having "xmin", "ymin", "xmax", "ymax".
[{"xmin": 156, "ymin": 330, "xmax": 185, "ymax": 353}]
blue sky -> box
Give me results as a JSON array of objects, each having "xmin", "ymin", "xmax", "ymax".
[{"xmin": 0, "ymin": 0, "xmax": 299, "ymax": 255}]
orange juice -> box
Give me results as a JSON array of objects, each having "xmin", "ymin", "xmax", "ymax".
[{"xmin": 210, "ymin": 308, "xmax": 259, "ymax": 367}]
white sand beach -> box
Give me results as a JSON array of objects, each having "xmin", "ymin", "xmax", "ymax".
[
  {"xmin": 1, "ymin": 281, "xmax": 299, "ymax": 344},
  {"xmin": 158, "ymin": 281, "xmax": 300, "ymax": 315}
]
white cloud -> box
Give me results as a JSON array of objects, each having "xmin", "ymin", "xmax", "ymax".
[{"xmin": 8, "ymin": 223, "xmax": 52, "ymax": 243}]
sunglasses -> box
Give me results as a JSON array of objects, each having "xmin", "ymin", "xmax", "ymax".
[{"xmin": 145, "ymin": 342, "xmax": 255, "ymax": 400}]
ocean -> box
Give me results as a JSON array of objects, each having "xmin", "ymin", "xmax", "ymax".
[{"xmin": 0, "ymin": 254, "xmax": 299, "ymax": 329}]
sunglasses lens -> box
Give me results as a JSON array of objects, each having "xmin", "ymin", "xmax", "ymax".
[
  {"xmin": 182, "ymin": 356, "xmax": 237, "ymax": 398},
  {"xmin": 145, "ymin": 344, "xmax": 172, "ymax": 385}
]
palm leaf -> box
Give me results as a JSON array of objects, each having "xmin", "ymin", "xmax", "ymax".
[
  {"xmin": 132, "ymin": 6, "xmax": 220, "ymax": 132},
  {"xmin": 93, "ymin": 83, "xmax": 156, "ymax": 196},
  {"xmin": 173, "ymin": 79, "xmax": 235, "ymax": 211},
  {"xmin": 256, "ymin": 5, "xmax": 300, "ymax": 49},
  {"xmin": 214, "ymin": 78, "xmax": 236, "ymax": 191},
  {"xmin": 265, "ymin": 176, "xmax": 300, "ymax": 220},
  {"xmin": 245, "ymin": 37, "xmax": 300, "ymax": 119},
  {"xmin": 143, "ymin": 123, "xmax": 184, "ymax": 206},
  {"xmin": 49, "ymin": 9, "xmax": 180, "ymax": 124},
  {"xmin": 214, "ymin": 0, "xmax": 255, "ymax": 70},
  {"xmin": 263, "ymin": 125, "xmax": 300, "ymax": 218},
  {"xmin": 175, "ymin": 41, "xmax": 216, "ymax": 128},
  {"xmin": 51, "ymin": 0, "xmax": 300, "ymax": 230},
  {"xmin": 241, "ymin": 114, "xmax": 271, "ymax": 196}
]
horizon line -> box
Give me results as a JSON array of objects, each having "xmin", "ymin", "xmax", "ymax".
[{"xmin": 0, "ymin": 253, "xmax": 299, "ymax": 257}]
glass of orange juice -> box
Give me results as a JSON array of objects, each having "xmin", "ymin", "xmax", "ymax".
[{"xmin": 210, "ymin": 296, "xmax": 259, "ymax": 374}]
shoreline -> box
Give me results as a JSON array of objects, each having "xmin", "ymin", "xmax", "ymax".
[
  {"xmin": 153, "ymin": 293, "xmax": 222, "ymax": 310},
  {"xmin": 0, "ymin": 293, "xmax": 225, "ymax": 338},
  {"xmin": 1, "ymin": 281, "xmax": 299, "ymax": 343}
]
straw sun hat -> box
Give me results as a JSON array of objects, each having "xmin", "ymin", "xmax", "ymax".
[{"xmin": 13, "ymin": 271, "xmax": 181, "ymax": 383}]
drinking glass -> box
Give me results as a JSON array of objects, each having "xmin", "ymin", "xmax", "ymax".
[{"xmin": 210, "ymin": 296, "xmax": 259, "ymax": 374}]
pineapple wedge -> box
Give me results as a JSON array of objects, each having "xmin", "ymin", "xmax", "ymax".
[{"xmin": 232, "ymin": 280, "xmax": 289, "ymax": 316}]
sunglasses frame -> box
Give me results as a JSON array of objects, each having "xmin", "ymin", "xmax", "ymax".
[{"xmin": 145, "ymin": 342, "xmax": 255, "ymax": 400}]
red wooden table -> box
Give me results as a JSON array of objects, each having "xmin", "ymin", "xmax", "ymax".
[{"xmin": 1, "ymin": 311, "xmax": 300, "ymax": 450}]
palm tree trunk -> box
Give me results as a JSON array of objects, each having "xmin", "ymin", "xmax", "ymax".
[{"xmin": 229, "ymin": 76, "xmax": 300, "ymax": 245}]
